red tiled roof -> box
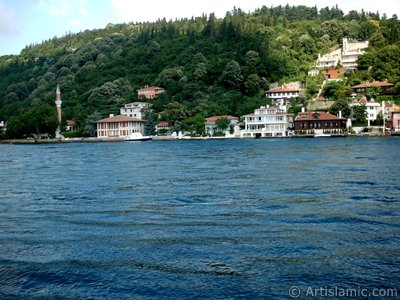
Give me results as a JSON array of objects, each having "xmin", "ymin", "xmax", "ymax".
[
  {"xmin": 97, "ymin": 115, "xmax": 145, "ymax": 123},
  {"xmin": 156, "ymin": 121, "xmax": 169, "ymax": 126},
  {"xmin": 295, "ymin": 111, "xmax": 345, "ymax": 121},
  {"xmin": 323, "ymin": 68, "xmax": 345, "ymax": 79},
  {"xmin": 137, "ymin": 86, "xmax": 164, "ymax": 92},
  {"xmin": 205, "ymin": 115, "xmax": 237, "ymax": 124},
  {"xmin": 267, "ymin": 87, "xmax": 300, "ymax": 93},
  {"xmin": 66, "ymin": 119, "xmax": 75, "ymax": 126},
  {"xmin": 352, "ymin": 81, "xmax": 394, "ymax": 89}
]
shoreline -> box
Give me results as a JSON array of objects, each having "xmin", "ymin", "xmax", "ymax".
[{"xmin": 0, "ymin": 134, "xmax": 393, "ymax": 144}]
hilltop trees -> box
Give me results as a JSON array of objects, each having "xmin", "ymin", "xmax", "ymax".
[{"xmin": 0, "ymin": 4, "xmax": 399, "ymax": 137}]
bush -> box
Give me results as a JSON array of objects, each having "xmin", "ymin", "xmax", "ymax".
[{"xmin": 62, "ymin": 131, "xmax": 82, "ymax": 138}]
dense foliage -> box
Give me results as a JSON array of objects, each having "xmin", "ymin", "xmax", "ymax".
[{"xmin": 0, "ymin": 5, "xmax": 399, "ymax": 137}]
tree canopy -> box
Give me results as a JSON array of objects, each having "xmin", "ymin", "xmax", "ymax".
[{"xmin": 0, "ymin": 5, "xmax": 399, "ymax": 137}]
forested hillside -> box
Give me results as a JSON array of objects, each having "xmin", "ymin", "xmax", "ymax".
[{"xmin": 1, "ymin": 5, "xmax": 399, "ymax": 137}]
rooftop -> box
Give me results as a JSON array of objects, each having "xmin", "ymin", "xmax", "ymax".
[
  {"xmin": 295, "ymin": 111, "xmax": 345, "ymax": 121},
  {"xmin": 97, "ymin": 115, "xmax": 145, "ymax": 123},
  {"xmin": 205, "ymin": 115, "xmax": 238, "ymax": 124},
  {"xmin": 352, "ymin": 80, "xmax": 394, "ymax": 89},
  {"xmin": 267, "ymin": 87, "xmax": 300, "ymax": 93}
]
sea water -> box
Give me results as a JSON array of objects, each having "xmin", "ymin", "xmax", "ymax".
[{"xmin": 0, "ymin": 138, "xmax": 399, "ymax": 298}]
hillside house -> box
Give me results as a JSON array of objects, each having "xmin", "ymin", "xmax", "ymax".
[
  {"xmin": 352, "ymin": 80, "xmax": 394, "ymax": 95},
  {"xmin": 120, "ymin": 102, "xmax": 150, "ymax": 119},
  {"xmin": 266, "ymin": 86, "xmax": 300, "ymax": 107},
  {"xmin": 137, "ymin": 86, "xmax": 165, "ymax": 99},
  {"xmin": 313, "ymin": 38, "xmax": 368, "ymax": 72}
]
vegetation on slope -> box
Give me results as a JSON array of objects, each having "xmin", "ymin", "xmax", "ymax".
[{"xmin": 0, "ymin": 5, "xmax": 399, "ymax": 137}]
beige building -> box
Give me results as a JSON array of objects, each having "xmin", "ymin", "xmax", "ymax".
[
  {"xmin": 97, "ymin": 115, "xmax": 145, "ymax": 138},
  {"xmin": 314, "ymin": 38, "xmax": 368, "ymax": 71},
  {"xmin": 137, "ymin": 86, "xmax": 165, "ymax": 99}
]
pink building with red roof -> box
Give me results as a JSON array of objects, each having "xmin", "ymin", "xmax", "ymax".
[
  {"xmin": 137, "ymin": 86, "xmax": 165, "ymax": 99},
  {"xmin": 97, "ymin": 114, "xmax": 145, "ymax": 138}
]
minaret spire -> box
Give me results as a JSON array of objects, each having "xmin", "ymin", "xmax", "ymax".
[{"xmin": 55, "ymin": 84, "xmax": 62, "ymax": 138}]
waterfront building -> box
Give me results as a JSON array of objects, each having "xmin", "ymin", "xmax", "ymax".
[
  {"xmin": 241, "ymin": 106, "xmax": 293, "ymax": 138},
  {"xmin": 350, "ymin": 97, "xmax": 381, "ymax": 127},
  {"xmin": 294, "ymin": 111, "xmax": 346, "ymax": 132},
  {"xmin": 120, "ymin": 102, "xmax": 150, "ymax": 120},
  {"xmin": 383, "ymin": 102, "xmax": 400, "ymax": 127},
  {"xmin": 205, "ymin": 115, "xmax": 239, "ymax": 137},
  {"xmin": 155, "ymin": 121, "xmax": 170, "ymax": 133},
  {"xmin": 392, "ymin": 111, "xmax": 400, "ymax": 132},
  {"xmin": 66, "ymin": 120, "xmax": 76, "ymax": 131},
  {"xmin": 97, "ymin": 114, "xmax": 145, "ymax": 138},
  {"xmin": 137, "ymin": 86, "xmax": 165, "ymax": 99},
  {"xmin": 0, "ymin": 120, "xmax": 6, "ymax": 133}
]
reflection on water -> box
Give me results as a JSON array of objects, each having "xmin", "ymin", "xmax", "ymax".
[{"xmin": 0, "ymin": 138, "xmax": 399, "ymax": 298}]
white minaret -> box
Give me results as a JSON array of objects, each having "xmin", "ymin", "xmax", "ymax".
[{"xmin": 55, "ymin": 84, "xmax": 62, "ymax": 138}]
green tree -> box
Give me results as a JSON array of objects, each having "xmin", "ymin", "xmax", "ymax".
[
  {"xmin": 215, "ymin": 117, "xmax": 231, "ymax": 132},
  {"xmin": 183, "ymin": 114, "xmax": 205, "ymax": 135},
  {"xmin": 83, "ymin": 111, "xmax": 103, "ymax": 137},
  {"xmin": 165, "ymin": 101, "xmax": 189, "ymax": 129},
  {"xmin": 352, "ymin": 105, "xmax": 367, "ymax": 126},
  {"xmin": 329, "ymin": 98, "xmax": 351, "ymax": 118},
  {"xmin": 222, "ymin": 60, "xmax": 243, "ymax": 90}
]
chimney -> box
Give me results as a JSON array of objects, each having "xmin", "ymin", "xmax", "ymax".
[
  {"xmin": 339, "ymin": 111, "xmax": 342, "ymax": 118},
  {"xmin": 301, "ymin": 107, "xmax": 305, "ymax": 113},
  {"xmin": 109, "ymin": 114, "xmax": 114, "ymax": 117}
]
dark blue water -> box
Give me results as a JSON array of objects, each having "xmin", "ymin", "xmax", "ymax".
[{"xmin": 0, "ymin": 138, "xmax": 399, "ymax": 299}]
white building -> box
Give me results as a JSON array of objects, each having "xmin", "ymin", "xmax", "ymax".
[
  {"xmin": 97, "ymin": 114, "xmax": 145, "ymax": 138},
  {"xmin": 313, "ymin": 38, "xmax": 368, "ymax": 71},
  {"xmin": 120, "ymin": 102, "xmax": 150, "ymax": 120},
  {"xmin": 0, "ymin": 121, "xmax": 6, "ymax": 133},
  {"xmin": 241, "ymin": 106, "xmax": 294, "ymax": 138},
  {"xmin": 266, "ymin": 86, "xmax": 300, "ymax": 107},
  {"xmin": 316, "ymin": 48, "xmax": 341, "ymax": 69},
  {"xmin": 350, "ymin": 97, "xmax": 381, "ymax": 127},
  {"xmin": 342, "ymin": 38, "xmax": 369, "ymax": 69},
  {"xmin": 205, "ymin": 115, "xmax": 239, "ymax": 137}
]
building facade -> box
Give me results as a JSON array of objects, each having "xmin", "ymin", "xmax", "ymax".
[
  {"xmin": 137, "ymin": 86, "xmax": 165, "ymax": 99},
  {"xmin": 352, "ymin": 80, "xmax": 394, "ymax": 94},
  {"xmin": 155, "ymin": 121, "xmax": 170, "ymax": 133},
  {"xmin": 313, "ymin": 38, "xmax": 368, "ymax": 72},
  {"xmin": 294, "ymin": 111, "xmax": 346, "ymax": 132},
  {"xmin": 120, "ymin": 102, "xmax": 150, "ymax": 120},
  {"xmin": 266, "ymin": 86, "xmax": 300, "ymax": 107},
  {"xmin": 205, "ymin": 116, "xmax": 239, "ymax": 137},
  {"xmin": 392, "ymin": 112, "xmax": 400, "ymax": 132},
  {"xmin": 97, "ymin": 115, "xmax": 145, "ymax": 138},
  {"xmin": 350, "ymin": 97, "xmax": 381, "ymax": 126},
  {"xmin": 241, "ymin": 106, "xmax": 294, "ymax": 138}
]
